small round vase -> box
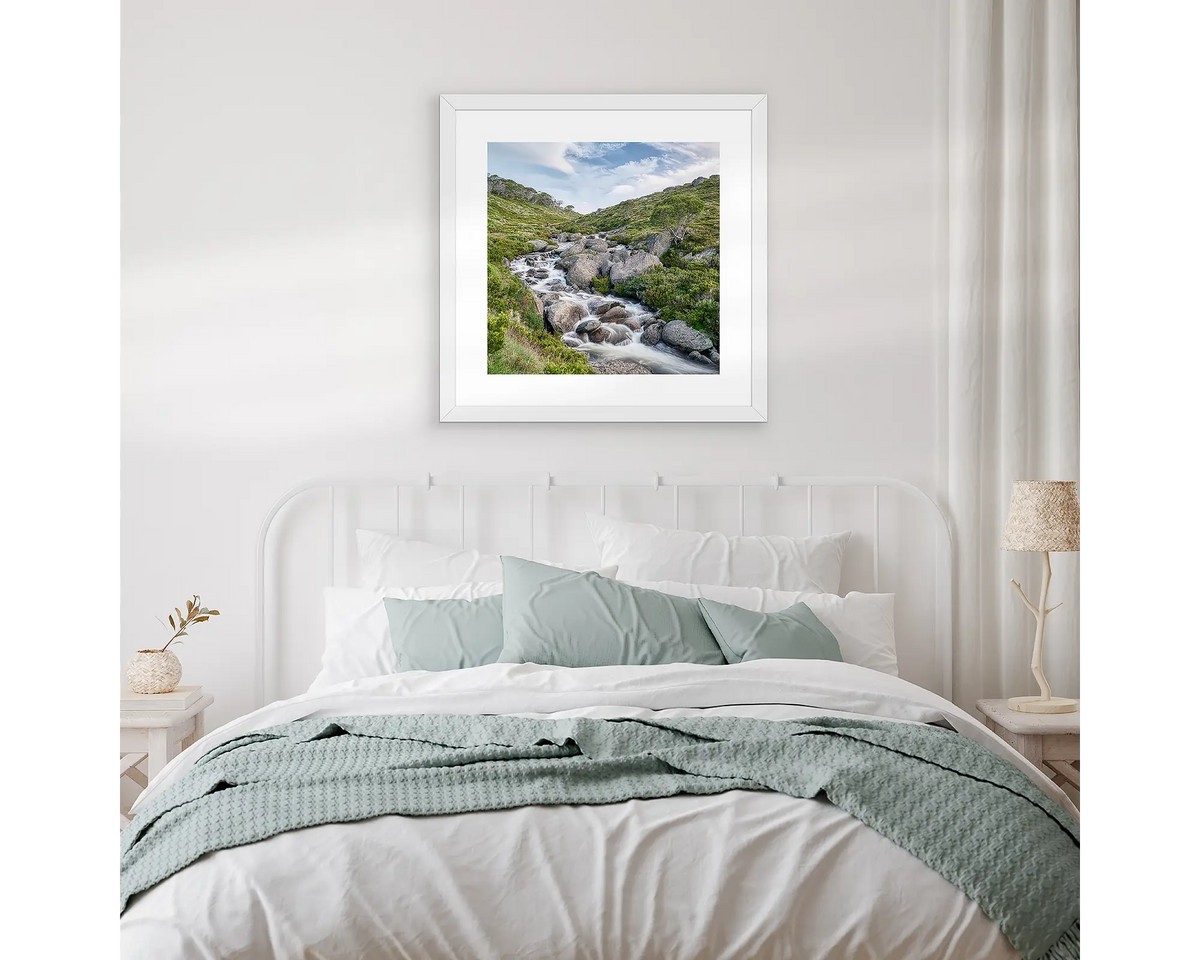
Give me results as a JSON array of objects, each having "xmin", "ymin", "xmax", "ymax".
[{"xmin": 126, "ymin": 650, "xmax": 182, "ymax": 694}]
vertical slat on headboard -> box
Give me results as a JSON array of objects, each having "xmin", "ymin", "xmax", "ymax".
[
  {"xmin": 527, "ymin": 485, "xmax": 535, "ymax": 559},
  {"xmin": 328, "ymin": 486, "xmax": 336, "ymax": 586},
  {"xmin": 872, "ymin": 484, "xmax": 880, "ymax": 593}
]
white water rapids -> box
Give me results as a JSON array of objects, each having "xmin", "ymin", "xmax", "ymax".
[{"xmin": 508, "ymin": 239, "xmax": 717, "ymax": 375}]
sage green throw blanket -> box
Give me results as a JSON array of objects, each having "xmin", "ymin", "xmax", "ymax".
[{"xmin": 121, "ymin": 714, "xmax": 1079, "ymax": 959}]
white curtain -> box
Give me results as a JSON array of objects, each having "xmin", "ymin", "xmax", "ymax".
[{"xmin": 947, "ymin": 0, "xmax": 1079, "ymax": 712}]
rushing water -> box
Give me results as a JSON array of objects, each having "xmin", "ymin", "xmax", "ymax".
[{"xmin": 508, "ymin": 237, "xmax": 717, "ymax": 375}]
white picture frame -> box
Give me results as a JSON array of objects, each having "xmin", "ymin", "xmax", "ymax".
[{"xmin": 440, "ymin": 94, "xmax": 768, "ymax": 422}]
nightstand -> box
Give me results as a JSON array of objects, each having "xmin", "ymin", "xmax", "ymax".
[
  {"xmin": 121, "ymin": 687, "xmax": 213, "ymax": 824},
  {"xmin": 976, "ymin": 698, "xmax": 1079, "ymax": 796}
]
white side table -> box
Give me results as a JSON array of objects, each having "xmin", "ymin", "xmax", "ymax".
[
  {"xmin": 977, "ymin": 698, "xmax": 1080, "ymax": 796},
  {"xmin": 120, "ymin": 692, "xmax": 213, "ymax": 824}
]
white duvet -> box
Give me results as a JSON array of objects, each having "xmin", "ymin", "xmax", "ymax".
[{"xmin": 122, "ymin": 661, "xmax": 1077, "ymax": 960}]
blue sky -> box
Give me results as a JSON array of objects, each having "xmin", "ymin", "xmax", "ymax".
[{"xmin": 487, "ymin": 142, "xmax": 719, "ymax": 213}]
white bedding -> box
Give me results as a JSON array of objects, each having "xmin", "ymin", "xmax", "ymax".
[{"xmin": 122, "ymin": 661, "xmax": 1075, "ymax": 960}]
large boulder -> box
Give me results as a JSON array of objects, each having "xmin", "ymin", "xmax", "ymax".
[
  {"xmin": 584, "ymin": 238, "xmax": 608, "ymax": 252},
  {"xmin": 546, "ymin": 300, "xmax": 587, "ymax": 333},
  {"xmin": 611, "ymin": 314, "xmax": 641, "ymax": 331},
  {"xmin": 661, "ymin": 319, "xmax": 713, "ymax": 353},
  {"xmin": 597, "ymin": 305, "xmax": 629, "ymax": 323},
  {"xmin": 594, "ymin": 300, "xmax": 623, "ymax": 315},
  {"xmin": 567, "ymin": 255, "xmax": 600, "ymax": 290},
  {"xmin": 558, "ymin": 254, "xmax": 580, "ymax": 273},
  {"xmin": 608, "ymin": 251, "xmax": 662, "ymax": 286},
  {"xmin": 609, "ymin": 248, "xmax": 630, "ymax": 264},
  {"xmin": 640, "ymin": 232, "xmax": 672, "ymax": 259},
  {"xmin": 592, "ymin": 252, "xmax": 611, "ymax": 275},
  {"xmin": 561, "ymin": 333, "xmax": 584, "ymax": 348},
  {"xmin": 564, "ymin": 240, "xmax": 586, "ymax": 256},
  {"xmin": 528, "ymin": 239, "xmax": 549, "ymax": 252},
  {"xmin": 590, "ymin": 357, "xmax": 651, "ymax": 374},
  {"xmin": 688, "ymin": 351, "xmax": 715, "ymax": 367},
  {"xmin": 691, "ymin": 176, "xmax": 707, "ymax": 186},
  {"xmin": 575, "ymin": 317, "xmax": 602, "ymax": 335},
  {"xmin": 642, "ymin": 321, "xmax": 664, "ymax": 346}
]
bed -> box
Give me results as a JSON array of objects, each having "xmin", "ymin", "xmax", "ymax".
[{"xmin": 120, "ymin": 476, "xmax": 1079, "ymax": 960}]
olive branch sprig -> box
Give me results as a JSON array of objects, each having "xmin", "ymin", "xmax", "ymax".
[{"xmin": 154, "ymin": 595, "xmax": 220, "ymax": 652}]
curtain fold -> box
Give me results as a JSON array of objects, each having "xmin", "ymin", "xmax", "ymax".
[{"xmin": 947, "ymin": 0, "xmax": 1079, "ymax": 711}]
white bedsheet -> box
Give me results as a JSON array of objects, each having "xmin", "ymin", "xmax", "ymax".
[{"xmin": 122, "ymin": 661, "xmax": 1075, "ymax": 960}]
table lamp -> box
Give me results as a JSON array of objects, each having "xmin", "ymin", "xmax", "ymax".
[{"xmin": 1001, "ymin": 480, "xmax": 1080, "ymax": 714}]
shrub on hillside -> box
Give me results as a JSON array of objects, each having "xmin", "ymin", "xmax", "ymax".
[{"xmin": 615, "ymin": 265, "xmax": 720, "ymax": 347}]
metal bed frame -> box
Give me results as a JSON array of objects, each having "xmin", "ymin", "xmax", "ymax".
[{"xmin": 256, "ymin": 475, "xmax": 953, "ymax": 708}]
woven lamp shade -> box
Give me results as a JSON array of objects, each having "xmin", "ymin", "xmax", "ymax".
[{"xmin": 1001, "ymin": 480, "xmax": 1080, "ymax": 552}]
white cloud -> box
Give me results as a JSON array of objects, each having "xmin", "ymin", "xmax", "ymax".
[
  {"xmin": 564, "ymin": 142, "xmax": 628, "ymax": 160},
  {"xmin": 495, "ymin": 142, "xmax": 577, "ymax": 175},
  {"xmin": 644, "ymin": 142, "xmax": 721, "ymax": 164}
]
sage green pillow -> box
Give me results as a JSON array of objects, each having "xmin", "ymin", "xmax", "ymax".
[
  {"xmin": 497, "ymin": 556, "xmax": 725, "ymax": 667},
  {"xmin": 697, "ymin": 597, "xmax": 843, "ymax": 665},
  {"xmin": 383, "ymin": 595, "xmax": 503, "ymax": 672}
]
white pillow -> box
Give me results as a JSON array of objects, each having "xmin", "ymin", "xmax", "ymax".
[
  {"xmin": 311, "ymin": 583, "xmax": 503, "ymax": 691},
  {"xmin": 587, "ymin": 514, "xmax": 851, "ymax": 594},
  {"xmin": 356, "ymin": 529, "xmax": 615, "ymax": 589},
  {"xmin": 627, "ymin": 580, "xmax": 898, "ymax": 677}
]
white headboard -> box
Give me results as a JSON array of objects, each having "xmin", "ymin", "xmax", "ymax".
[{"xmin": 256, "ymin": 475, "xmax": 953, "ymax": 708}]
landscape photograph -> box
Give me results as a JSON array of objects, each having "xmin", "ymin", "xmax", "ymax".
[{"xmin": 486, "ymin": 142, "xmax": 720, "ymax": 375}]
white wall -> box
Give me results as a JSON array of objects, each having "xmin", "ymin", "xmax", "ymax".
[{"xmin": 122, "ymin": 0, "xmax": 943, "ymax": 729}]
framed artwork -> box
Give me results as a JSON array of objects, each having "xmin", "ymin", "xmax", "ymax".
[{"xmin": 439, "ymin": 94, "xmax": 767, "ymax": 422}]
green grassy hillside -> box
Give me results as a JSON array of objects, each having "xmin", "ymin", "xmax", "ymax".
[
  {"xmin": 487, "ymin": 194, "xmax": 579, "ymax": 264},
  {"xmin": 576, "ymin": 176, "xmax": 720, "ymax": 347},
  {"xmin": 486, "ymin": 189, "xmax": 590, "ymax": 374},
  {"xmin": 573, "ymin": 175, "xmax": 719, "ymax": 255},
  {"xmin": 486, "ymin": 263, "xmax": 592, "ymax": 374}
]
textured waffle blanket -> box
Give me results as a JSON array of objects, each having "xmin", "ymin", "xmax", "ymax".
[{"xmin": 120, "ymin": 714, "xmax": 1079, "ymax": 959}]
